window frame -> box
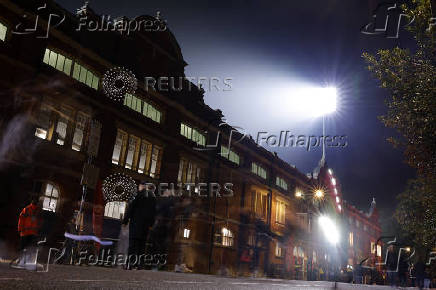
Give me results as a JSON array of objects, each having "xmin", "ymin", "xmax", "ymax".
[
  {"xmin": 41, "ymin": 182, "xmax": 60, "ymax": 213},
  {"xmin": 251, "ymin": 162, "xmax": 267, "ymax": 179},
  {"xmin": 180, "ymin": 122, "xmax": 206, "ymax": 146},
  {"xmin": 112, "ymin": 129, "xmax": 163, "ymax": 179}
]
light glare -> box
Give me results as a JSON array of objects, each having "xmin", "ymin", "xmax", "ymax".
[
  {"xmin": 318, "ymin": 216, "xmax": 340, "ymax": 245},
  {"xmin": 288, "ymin": 87, "xmax": 337, "ymax": 117}
]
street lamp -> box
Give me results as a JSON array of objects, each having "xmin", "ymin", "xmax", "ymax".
[
  {"xmin": 292, "ymin": 87, "xmax": 338, "ymax": 164},
  {"xmin": 314, "ymin": 189, "xmax": 324, "ymax": 198}
]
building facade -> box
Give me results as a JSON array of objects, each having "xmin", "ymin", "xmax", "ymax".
[{"xmin": 0, "ymin": 0, "xmax": 382, "ymax": 280}]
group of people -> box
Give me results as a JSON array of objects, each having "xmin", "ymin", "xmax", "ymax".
[
  {"xmin": 12, "ymin": 180, "xmax": 156, "ymax": 270},
  {"xmin": 351, "ymin": 245, "xmax": 433, "ymax": 288},
  {"xmin": 385, "ymin": 245, "xmax": 433, "ymax": 288}
]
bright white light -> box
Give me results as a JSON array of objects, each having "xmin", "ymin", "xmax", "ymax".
[
  {"xmin": 183, "ymin": 228, "xmax": 190, "ymax": 238},
  {"xmin": 338, "ymin": 205, "xmax": 342, "ymax": 211},
  {"xmin": 334, "ymin": 188, "xmax": 338, "ymax": 195},
  {"xmin": 288, "ymin": 87, "xmax": 337, "ymax": 117},
  {"xmin": 318, "ymin": 216, "xmax": 340, "ymax": 245},
  {"xmin": 336, "ymin": 196, "xmax": 340, "ymax": 203},
  {"xmin": 331, "ymin": 178, "xmax": 336, "ymax": 186},
  {"xmin": 328, "ymin": 169, "xmax": 333, "ymax": 175},
  {"xmin": 315, "ymin": 190, "xmax": 324, "ymax": 198}
]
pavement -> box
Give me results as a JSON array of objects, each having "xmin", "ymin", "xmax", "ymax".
[{"xmin": 0, "ymin": 263, "xmax": 430, "ymax": 290}]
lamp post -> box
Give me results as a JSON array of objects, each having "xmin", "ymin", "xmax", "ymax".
[{"xmin": 291, "ymin": 86, "xmax": 337, "ymax": 165}]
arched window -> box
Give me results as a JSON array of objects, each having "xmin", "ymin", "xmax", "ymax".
[
  {"xmin": 104, "ymin": 201, "xmax": 126, "ymax": 220},
  {"xmin": 41, "ymin": 182, "xmax": 60, "ymax": 212},
  {"xmin": 215, "ymin": 227, "xmax": 233, "ymax": 247}
]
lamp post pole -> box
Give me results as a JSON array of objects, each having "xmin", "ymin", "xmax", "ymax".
[{"xmin": 321, "ymin": 115, "xmax": 326, "ymax": 166}]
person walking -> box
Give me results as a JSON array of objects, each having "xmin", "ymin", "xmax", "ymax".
[
  {"xmin": 398, "ymin": 253, "xmax": 409, "ymax": 287},
  {"xmin": 11, "ymin": 197, "xmax": 41, "ymax": 268},
  {"xmin": 386, "ymin": 245, "xmax": 398, "ymax": 287},
  {"xmin": 122, "ymin": 181, "xmax": 156, "ymax": 270},
  {"xmin": 415, "ymin": 258, "xmax": 426, "ymax": 289}
]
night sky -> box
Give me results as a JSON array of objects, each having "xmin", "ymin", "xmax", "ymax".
[{"xmin": 58, "ymin": 0, "xmax": 416, "ymax": 228}]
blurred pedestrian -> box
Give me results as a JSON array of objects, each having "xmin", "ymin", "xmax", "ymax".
[
  {"xmin": 398, "ymin": 252, "xmax": 409, "ymax": 287},
  {"xmin": 415, "ymin": 258, "xmax": 426, "ymax": 289},
  {"xmin": 386, "ymin": 245, "xmax": 398, "ymax": 287},
  {"xmin": 11, "ymin": 196, "xmax": 41, "ymax": 268},
  {"xmin": 353, "ymin": 263, "xmax": 363, "ymax": 284},
  {"xmin": 122, "ymin": 180, "xmax": 156, "ymax": 270}
]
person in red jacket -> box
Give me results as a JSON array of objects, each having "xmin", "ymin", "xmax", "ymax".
[{"xmin": 17, "ymin": 197, "xmax": 41, "ymax": 250}]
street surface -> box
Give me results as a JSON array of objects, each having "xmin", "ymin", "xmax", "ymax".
[{"xmin": 0, "ymin": 263, "xmax": 428, "ymax": 289}]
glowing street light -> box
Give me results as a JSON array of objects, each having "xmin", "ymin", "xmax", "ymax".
[
  {"xmin": 290, "ymin": 87, "xmax": 337, "ymax": 118},
  {"xmin": 318, "ymin": 215, "xmax": 340, "ymax": 245},
  {"xmin": 314, "ymin": 189, "xmax": 324, "ymax": 198},
  {"xmin": 295, "ymin": 191, "xmax": 303, "ymax": 198}
]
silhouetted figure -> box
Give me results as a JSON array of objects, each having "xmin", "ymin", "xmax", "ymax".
[
  {"xmin": 398, "ymin": 253, "xmax": 409, "ymax": 286},
  {"xmin": 415, "ymin": 259, "xmax": 426, "ymax": 289},
  {"xmin": 386, "ymin": 245, "xmax": 398, "ymax": 287},
  {"xmin": 122, "ymin": 181, "xmax": 156, "ymax": 269}
]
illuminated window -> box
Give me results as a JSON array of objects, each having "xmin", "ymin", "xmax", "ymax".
[
  {"xmin": 55, "ymin": 106, "xmax": 73, "ymax": 146},
  {"xmin": 275, "ymin": 200, "xmax": 286, "ymax": 224},
  {"xmin": 42, "ymin": 48, "xmax": 99, "ymax": 89},
  {"xmin": 72, "ymin": 62, "xmax": 99, "ymax": 89},
  {"xmin": 112, "ymin": 129, "xmax": 162, "ymax": 178},
  {"xmin": 251, "ymin": 162, "xmax": 267, "ymax": 179},
  {"xmin": 183, "ymin": 228, "xmax": 190, "ymax": 239},
  {"xmin": 275, "ymin": 242, "xmax": 283, "ymax": 257},
  {"xmin": 247, "ymin": 234, "xmax": 255, "ymax": 246},
  {"xmin": 42, "ymin": 183, "xmax": 59, "ymax": 212},
  {"xmin": 220, "ymin": 145, "xmax": 240, "ymax": 165},
  {"xmin": 72, "ymin": 112, "xmax": 89, "ymax": 151},
  {"xmin": 125, "ymin": 135, "xmax": 140, "ymax": 170},
  {"xmin": 276, "ymin": 176, "xmax": 288, "ymax": 190},
  {"xmin": 124, "ymin": 94, "xmax": 162, "ymax": 123},
  {"xmin": 112, "ymin": 129, "xmax": 128, "ymax": 165},
  {"xmin": 177, "ymin": 158, "xmax": 202, "ymax": 183},
  {"xmin": 43, "ymin": 48, "xmax": 73, "ymax": 75},
  {"xmin": 104, "ymin": 201, "xmax": 126, "ymax": 220},
  {"xmin": 35, "ymin": 104, "xmax": 53, "ymax": 140},
  {"xmin": 313, "ymin": 251, "xmax": 317, "ymax": 263},
  {"xmin": 253, "ymin": 190, "xmax": 268, "ymax": 220},
  {"xmin": 180, "ymin": 123, "xmax": 206, "ymax": 146},
  {"xmin": 0, "ymin": 21, "xmax": 8, "ymax": 41},
  {"xmin": 371, "ymin": 242, "xmax": 376, "ymax": 254},
  {"xmin": 220, "ymin": 227, "xmax": 233, "ymax": 247},
  {"xmin": 34, "ymin": 103, "xmax": 90, "ymax": 150},
  {"xmin": 376, "ymin": 245, "xmax": 382, "ymax": 257},
  {"xmin": 349, "ymin": 232, "xmax": 354, "ymax": 247}
]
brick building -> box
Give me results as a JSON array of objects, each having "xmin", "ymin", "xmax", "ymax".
[{"xmin": 0, "ymin": 0, "xmax": 382, "ymax": 280}]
